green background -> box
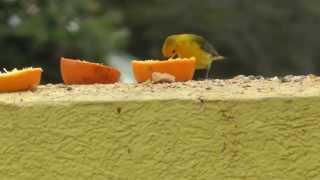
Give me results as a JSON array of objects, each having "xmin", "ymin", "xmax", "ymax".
[{"xmin": 1, "ymin": 0, "xmax": 320, "ymax": 82}]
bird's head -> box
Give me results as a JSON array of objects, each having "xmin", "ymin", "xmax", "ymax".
[{"xmin": 162, "ymin": 36, "xmax": 177, "ymax": 58}]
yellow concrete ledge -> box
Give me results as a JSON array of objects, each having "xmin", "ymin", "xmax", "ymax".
[{"xmin": 1, "ymin": 77, "xmax": 320, "ymax": 179}]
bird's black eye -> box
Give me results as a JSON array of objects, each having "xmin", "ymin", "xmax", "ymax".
[{"xmin": 172, "ymin": 50, "xmax": 176, "ymax": 54}]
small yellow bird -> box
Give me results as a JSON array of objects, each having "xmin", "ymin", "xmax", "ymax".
[{"xmin": 162, "ymin": 33, "xmax": 224, "ymax": 78}]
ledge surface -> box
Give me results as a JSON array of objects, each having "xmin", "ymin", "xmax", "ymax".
[
  {"xmin": 1, "ymin": 75, "xmax": 320, "ymax": 106},
  {"xmin": 1, "ymin": 76, "xmax": 320, "ymax": 179}
]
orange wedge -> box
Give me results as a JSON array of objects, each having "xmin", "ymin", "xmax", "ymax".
[
  {"xmin": 60, "ymin": 57, "xmax": 121, "ymax": 85},
  {"xmin": 0, "ymin": 67, "xmax": 42, "ymax": 93},
  {"xmin": 132, "ymin": 57, "xmax": 196, "ymax": 83}
]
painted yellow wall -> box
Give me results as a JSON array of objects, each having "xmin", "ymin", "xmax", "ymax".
[{"xmin": 0, "ymin": 98, "xmax": 320, "ymax": 179}]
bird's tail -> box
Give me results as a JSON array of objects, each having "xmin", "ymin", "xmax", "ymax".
[{"xmin": 212, "ymin": 55, "xmax": 225, "ymax": 61}]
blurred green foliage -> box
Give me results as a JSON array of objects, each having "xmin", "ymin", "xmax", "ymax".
[
  {"xmin": 116, "ymin": 0, "xmax": 320, "ymax": 78},
  {"xmin": 1, "ymin": 0, "xmax": 320, "ymax": 82},
  {"xmin": 0, "ymin": 0, "xmax": 128, "ymax": 82}
]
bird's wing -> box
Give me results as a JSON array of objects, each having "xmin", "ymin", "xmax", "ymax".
[{"xmin": 192, "ymin": 35, "xmax": 220, "ymax": 57}]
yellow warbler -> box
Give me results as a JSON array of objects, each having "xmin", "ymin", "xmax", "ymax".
[{"xmin": 162, "ymin": 34, "xmax": 224, "ymax": 78}]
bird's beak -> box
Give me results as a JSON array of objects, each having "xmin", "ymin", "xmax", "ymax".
[
  {"xmin": 213, "ymin": 55, "xmax": 226, "ymax": 61},
  {"xmin": 169, "ymin": 53, "xmax": 178, "ymax": 59}
]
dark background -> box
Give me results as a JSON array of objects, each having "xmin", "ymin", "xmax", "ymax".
[{"xmin": 1, "ymin": 0, "xmax": 320, "ymax": 83}]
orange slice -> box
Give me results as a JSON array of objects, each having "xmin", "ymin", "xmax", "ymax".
[
  {"xmin": 0, "ymin": 67, "xmax": 42, "ymax": 93},
  {"xmin": 132, "ymin": 57, "xmax": 196, "ymax": 83},
  {"xmin": 60, "ymin": 57, "xmax": 121, "ymax": 85}
]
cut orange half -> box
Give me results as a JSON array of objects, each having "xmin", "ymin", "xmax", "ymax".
[
  {"xmin": 0, "ymin": 67, "xmax": 42, "ymax": 93},
  {"xmin": 61, "ymin": 57, "xmax": 121, "ymax": 85},
  {"xmin": 132, "ymin": 57, "xmax": 196, "ymax": 83}
]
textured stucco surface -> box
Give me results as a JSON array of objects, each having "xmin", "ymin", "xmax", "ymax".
[{"xmin": 1, "ymin": 78, "xmax": 320, "ymax": 179}]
